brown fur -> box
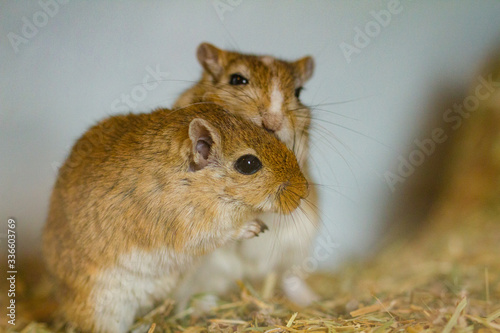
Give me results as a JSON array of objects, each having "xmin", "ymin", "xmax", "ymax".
[
  {"xmin": 172, "ymin": 43, "xmax": 320, "ymax": 307},
  {"xmin": 42, "ymin": 104, "xmax": 307, "ymax": 332},
  {"xmin": 174, "ymin": 43, "xmax": 314, "ymax": 167}
]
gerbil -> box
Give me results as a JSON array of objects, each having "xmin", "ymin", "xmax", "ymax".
[
  {"xmin": 173, "ymin": 43, "xmax": 320, "ymax": 307},
  {"xmin": 42, "ymin": 104, "xmax": 308, "ymax": 333}
]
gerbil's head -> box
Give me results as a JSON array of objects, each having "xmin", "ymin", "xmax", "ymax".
[
  {"xmin": 184, "ymin": 107, "xmax": 308, "ymax": 214},
  {"xmin": 192, "ymin": 42, "xmax": 314, "ymax": 158}
]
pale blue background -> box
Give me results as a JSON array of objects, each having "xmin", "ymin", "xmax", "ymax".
[{"xmin": 1, "ymin": 0, "xmax": 499, "ymax": 268}]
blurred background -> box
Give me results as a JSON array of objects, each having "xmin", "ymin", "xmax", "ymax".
[{"xmin": 1, "ymin": 1, "xmax": 500, "ymax": 270}]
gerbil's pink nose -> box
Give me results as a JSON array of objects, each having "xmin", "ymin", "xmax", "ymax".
[{"xmin": 262, "ymin": 112, "xmax": 284, "ymax": 133}]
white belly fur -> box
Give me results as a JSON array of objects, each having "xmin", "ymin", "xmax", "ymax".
[{"xmin": 92, "ymin": 248, "xmax": 188, "ymax": 333}]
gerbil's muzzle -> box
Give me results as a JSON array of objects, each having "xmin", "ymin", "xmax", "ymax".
[{"xmin": 276, "ymin": 175, "xmax": 309, "ymax": 214}]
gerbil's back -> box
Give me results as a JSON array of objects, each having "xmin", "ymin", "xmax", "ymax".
[{"xmin": 43, "ymin": 110, "xmax": 183, "ymax": 272}]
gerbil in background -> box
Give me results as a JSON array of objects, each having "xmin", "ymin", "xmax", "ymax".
[{"xmin": 173, "ymin": 43, "xmax": 320, "ymax": 308}]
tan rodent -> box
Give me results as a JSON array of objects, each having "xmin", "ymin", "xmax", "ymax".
[
  {"xmin": 173, "ymin": 43, "xmax": 320, "ymax": 307},
  {"xmin": 42, "ymin": 104, "xmax": 308, "ymax": 333}
]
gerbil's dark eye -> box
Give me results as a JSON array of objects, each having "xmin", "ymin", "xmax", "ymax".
[
  {"xmin": 295, "ymin": 87, "xmax": 303, "ymax": 99},
  {"xmin": 234, "ymin": 154, "xmax": 262, "ymax": 175},
  {"xmin": 229, "ymin": 74, "xmax": 249, "ymax": 85}
]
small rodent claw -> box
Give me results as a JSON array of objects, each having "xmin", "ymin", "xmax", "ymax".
[
  {"xmin": 256, "ymin": 218, "xmax": 269, "ymax": 232},
  {"xmin": 239, "ymin": 219, "xmax": 269, "ymax": 239}
]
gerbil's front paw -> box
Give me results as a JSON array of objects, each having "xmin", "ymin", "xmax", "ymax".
[{"xmin": 237, "ymin": 219, "xmax": 269, "ymax": 239}]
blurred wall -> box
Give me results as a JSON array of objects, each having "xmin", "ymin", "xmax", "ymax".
[{"xmin": 1, "ymin": 0, "xmax": 500, "ymax": 268}]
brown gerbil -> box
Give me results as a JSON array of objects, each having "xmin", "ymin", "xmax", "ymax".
[
  {"xmin": 42, "ymin": 104, "xmax": 308, "ymax": 333},
  {"xmin": 173, "ymin": 43, "xmax": 320, "ymax": 307}
]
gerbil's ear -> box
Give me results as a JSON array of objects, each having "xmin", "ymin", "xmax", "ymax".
[
  {"xmin": 188, "ymin": 118, "xmax": 221, "ymax": 171},
  {"xmin": 197, "ymin": 43, "xmax": 225, "ymax": 78},
  {"xmin": 292, "ymin": 56, "xmax": 314, "ymax": 86}
]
